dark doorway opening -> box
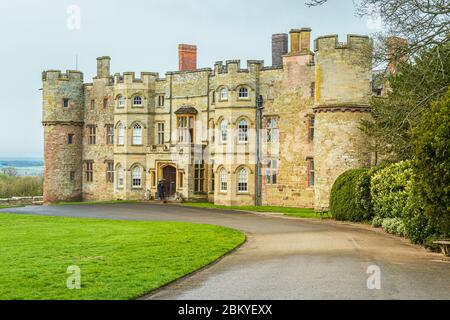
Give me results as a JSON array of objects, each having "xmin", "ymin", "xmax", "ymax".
[{"xmin": 163, "ymin": 166, "xmax": 177, "ymax": 197}]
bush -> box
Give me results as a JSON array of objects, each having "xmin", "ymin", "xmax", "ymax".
[
  {"xmin": 355, "ymin": 163, "xmax": 391, "ymax": 219},
  {"xmin": 371, "ymin": 161, "xmax": 413, "ymax": 219},
  {"xmin": 402, "ymin": 190, "xmax": 435, "ymax": 244},
  {"xmin": 382, "ymin": 218, "xmax": 406, "ymax": 237},
  {"xmin": 412, "ymin": 89, "xmax": 450, "ymax": 238},
  {"xmin": 330, "ymin": 168, "xmax": 371, "ymax": 222},
  {"xmin": 372, "ymin": 216, "xmax": 383, "ymax": 228},
  {"xmin": 0, "ymin": 174, "xmax": 43, "ymax": 198}
]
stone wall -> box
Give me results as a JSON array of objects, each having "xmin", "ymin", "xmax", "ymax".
[{"xmin": 0, "ymin": 197, "xmax": 43, "ymax": 206}]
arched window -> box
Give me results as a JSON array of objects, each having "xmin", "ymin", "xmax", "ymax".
[
  {"xmin": 237, "ymin": 168, "xmax": 248, "ymax": 192},
  {"xmin": 132, "ymin": 167, "xmax": 142, "ymax": 187},
  {"xmin": 117, "ymin": 166, "xmax": 124, "ymax": 187},
  {"xmin": 220, "ymin": 120, "xmax": 228, "ymax": 143},
  {"xmin": 238, "ymin": 87, "xmax": 249, "ymax": 99},
  {"xmin": 238, "ymin": 119, "xmax": 248, "ymax": 143},
  {"xmin": 132, "ymin": 123, "xmax": 142, "ymax": 145},
  {"xmin": 117, "ymin": 124, "xmax": 124, "ymax": 145},
  {"xmin": 220, "ymin": 88, "xmax": 228, "ymax": 101},
  {"xmin": 118, "ymin": 95, "xmax": 125, "ymax": 108},
  {"xmin": 133, "ymin": 96, "xmax": 142, "ymax": 106},
  {"xmin": 220, "ymin": 168, "xmax": 228, "ymax": 192}
]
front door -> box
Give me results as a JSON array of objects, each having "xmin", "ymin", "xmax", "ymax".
[{"xmin": 163, "ymin": 166, "xmax": 177, "ymax": 197}]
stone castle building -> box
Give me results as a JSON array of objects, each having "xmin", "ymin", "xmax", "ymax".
[{"xmin": 42, "ymin": 27, "xmax": 374, "ymax": 209}]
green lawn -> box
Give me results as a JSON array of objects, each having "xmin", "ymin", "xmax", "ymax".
[
  {"xmin": 181, "ymin": 202, "xmax": 330, "ymax": 219},
  {"xmin": 0, "ymin": 214, "xmax": 245, "ymax": 300},
  {"xmin": 53, "ymin": 200, "xmax": 139, "ymax": 206}
]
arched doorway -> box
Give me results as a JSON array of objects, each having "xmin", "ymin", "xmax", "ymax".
[{"xmin": 162, "ymin": 166, "xmax": 177, "ymax": 197}]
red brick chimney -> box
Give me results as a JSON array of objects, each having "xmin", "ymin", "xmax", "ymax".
[{"xmin": 178, "ymin": 44, "xmax": 197, "ymax": 71}]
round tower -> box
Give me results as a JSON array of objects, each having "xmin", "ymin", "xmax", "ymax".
[
  {"xmin": 313, "ymin": 35, "xmax": 373, "ymax": 210},
  {"xmin": 42, "ymin": 70, "xmax": 84, "ymax": 204}
]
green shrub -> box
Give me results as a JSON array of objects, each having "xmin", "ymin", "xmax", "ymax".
[
  {"xmin": 371, "ymin": 161, "xmax": 413, "ymax": 219},
  {"xmin": 412, "ymin": 89, "xmax": 450, "ymax": 238},
  {"xmin": 355, "ymin": 163, "xmax": 391, "ymax": 219},
  {"xmin": 401, "ymin": 182, "xmax": 441, "ymax": 245},
  {"xmin": 0, "ymin": 174, "xmax": 43, "ymax": 198},
  {"xmin": 330, "ymin": 168, "xmax": 371, "ymax": 222},
  {"xmin": 382, "ymin": 218, "xmax": 406, "ymax": 237},
  {"xmin": 372, "ymin": 216, "xmax": 384, "ymax": 228}
]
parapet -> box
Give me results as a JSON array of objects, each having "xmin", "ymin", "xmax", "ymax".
[
  {"xmin": 213, "ymin": 60, "xmax": 265, "ymax": 74},
  {"xmin": 314, "ymin": 34, "xmax": 371, "ymax": 52},
  {"xmin": 114, "ymin": 71, "xmax": 160, "ymax": 84},
  {"xmin": 42, "ymin": 70, "xmax": 84, "ymax": 82}
]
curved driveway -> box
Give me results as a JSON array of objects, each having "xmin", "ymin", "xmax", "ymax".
[{"xmin": 1, "ymin": 203, "xmax": 449, "ymax": 300}]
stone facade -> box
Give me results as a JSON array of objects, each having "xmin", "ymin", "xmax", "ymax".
[{"xmin": 42, "ymin": 27, "xmax": 374, "ymax": 209}]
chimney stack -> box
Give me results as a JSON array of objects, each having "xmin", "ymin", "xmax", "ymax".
[
  {"xmin": 96, "ymin": 56, "xmax": 111, "ymax": 78},
  {"xmin": 272, "ymin": 33, "xmax": 288, "ymax": 66},
  {"xmin": 387, "ymin": 37, "xmax": 408, "ymax": 73},
  {"xmin": 178, "ymin": 44, "xmax": 197, "ymax": 71},
  {"xmin": 289, "ymin": 29, "xmax": 301, "ymax": 54},
  {"xmin": 299, "ymin": 28, "xmax": 312, "ymax": 53}
]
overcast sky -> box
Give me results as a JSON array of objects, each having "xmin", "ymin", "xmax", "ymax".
[{"xmin": 0, "ymin": 0, "xmax": 377, "ymax": 158}]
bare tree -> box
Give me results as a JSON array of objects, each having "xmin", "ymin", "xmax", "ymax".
[
  {"xmin": 1, "ymin": 167, "xmax": 18, "ymax": 177},
  {"xmin": 306, "ymin": 0, "xmax": 450, "ymax": 66}
]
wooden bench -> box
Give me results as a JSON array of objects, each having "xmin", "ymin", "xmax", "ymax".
[{"xmin": 434, "ymin": 240, "xmax": 450, "ymax": 257}]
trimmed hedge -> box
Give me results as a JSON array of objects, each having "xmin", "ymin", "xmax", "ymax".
[
  {"xmin": 412, "ymin": 89, "xmax": 450, "ymax": 238},
  {"xmin": 371, "ymin": 161, "xmax": 413, "ymax": 219},
  {"xmin": 330, "ymin": 169, "xmax": 371, "ymax": 222}
]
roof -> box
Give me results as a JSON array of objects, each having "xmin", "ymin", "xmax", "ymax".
[{"xmin": 174, "ymin": 106, "xmax": 198, "ymax": 115}]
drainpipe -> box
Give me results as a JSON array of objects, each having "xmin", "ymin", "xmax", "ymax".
[{"xmin": 256, "ymin": 94, "xmax": 264, "ymax": 206}]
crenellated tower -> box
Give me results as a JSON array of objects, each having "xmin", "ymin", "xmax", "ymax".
[
  {"xmin": 313, "ymin": 35, "xmax": 373, "ymax": 210},
  {"xmin": 42, "ymin": 70, "xmax": 84, "ymax": 204}
]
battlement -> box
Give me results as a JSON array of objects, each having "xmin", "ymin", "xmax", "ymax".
[
  {"xmin": 314, "ymin": 34, "xmax": 370, "ymax": 52},
  {"xmin": 113, "ymin": 71, "xmax": 160, "ymax": 84},
  {"xmin": 42, "ymin": 70, "xmax": 83, "ymax": 82},
  {"xmin": 214, "ymin": 60, "xmax": 264, "ymax": 74}
]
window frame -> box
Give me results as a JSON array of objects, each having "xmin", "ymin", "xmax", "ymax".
[
  {"xmin": 219, "ymin": 88, "xmax": 228, "ymax": 101},
  {"xmin": 85, "ymin": 161, "xmax": 94, "ymax": 182},
  {"xmin": 237, "ymin": 168, "xmax": 249, "ymax": 193},
  {"xmin": 118, "ymin": 95, "xmax": 125, "ymax": 108},
  {"xmin": 68, "ymin": 134, "xmax": 74, "ymax": 145},
  {"xmin": 106, "ymin": 125, "xmax": 114, "ymax": 145},
  {"xmin": 219, "ymin": 168, "xmax": 228, "ymax": 193},
  {"xmin": 265, "ymin": 159, "xmax": 278, "ymax": 185},
  {"xmin": 194, "ymin": 161, "xmax": 206, "ymax": 193},
  {"xmin": 177, "ymin": 115, "xmax": 195, "ymax": 144},
  {"xmin": 117, "ymin": 166, "xmax": 124, "ymax": 188},
  {"xmin": 238, "ymin": 119, "xmax": 249, "ymax": 143},
  {"xmin": 132, "ymin": 167, "xmax": 142, "ymax": 188},
  {"xmin": 106, "ymin": 161, "xmax": 114, "ymax": 183},
  {"xmin": 266, "ymin": 117, "xmax": 279, "ymax": 143},
  {"xmin": 63, "ymin": 98, "xmax": 69, "ymax": 108},
  {"xmin": 157, "ymin": 95, "xmax": 165, "ymax": 107},
  {"xmin": 87, "ymin": 126, "xmax": 96, "ymax": 145},
  {"xmin": 133, "ymin": 95, "xmax": 143, "ymax": 107},
  {"xmin": 308, "ymin": 158, "xmax": 315, "ymax": 187},
  {"xmin": 238, "ymin": 87, "xmax": 249, "ymax": 100},
  {"xmin": 157, "ymin": 122, "xmax": 165, "ymax": 145},
  {"xmin": 308, "ymin": 115, "xmax": 315, "ymax": 143},
  {"xmin": 220, "ymin": 120, "xmax": 228, "ymax": 143},
  {"xmin": 132, "ymin": 123, "xmax": 143, "ymax": 145},
  {"xmin": 117, "ymin": 124, "xmax": 124, "ymax": 145}
]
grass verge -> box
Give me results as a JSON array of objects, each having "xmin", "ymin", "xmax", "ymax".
[
  {"xmin": 181, "ymin": 202, "xmax": 330, "ymax": 219},
  {"xmin": 0, "ymin": 213, "xmax": 245, "ymax": 300}
]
